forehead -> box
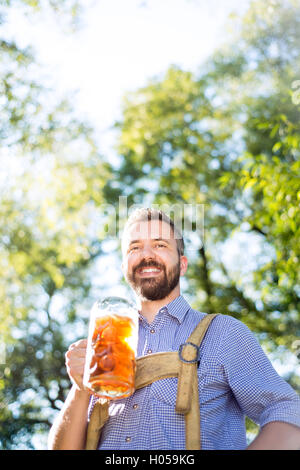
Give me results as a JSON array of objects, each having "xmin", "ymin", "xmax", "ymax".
[{"xmin": 123, "ymin": 219, "xmax": 175, "ymax": 245}]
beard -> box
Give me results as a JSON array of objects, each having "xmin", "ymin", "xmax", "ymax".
[{"xmin": 126, "ymin": 258, "xmax": 181, "ymax": 301}]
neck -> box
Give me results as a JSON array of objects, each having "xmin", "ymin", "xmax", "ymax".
[{"xmin": 137, "ymin": 286, "xmax": 181, "ymax": 323}]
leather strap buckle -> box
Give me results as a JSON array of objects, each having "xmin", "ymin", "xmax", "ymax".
[{"xmin": 178, "ymin": 342, "xmax": 200, "ymax": 364}]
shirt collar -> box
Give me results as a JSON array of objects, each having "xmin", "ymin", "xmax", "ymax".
[{"xmin": 159, "ymin": 295, "xmax": 191, "ymax": 324}]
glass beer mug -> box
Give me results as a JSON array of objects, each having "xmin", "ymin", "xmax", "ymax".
[{"xmin": 83, "ymin": 296, "xmax": 139, "ymax": 399}]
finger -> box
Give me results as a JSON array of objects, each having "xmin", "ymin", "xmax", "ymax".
[
  {"xmin": 65, "ymin": 353, "xmax": 86, "ymax": 368},
  {"xmin": 68, "ymin": 339, "xmax": 88, "ymax": 350},
  {"xmin": 65, "ymin": 351, "xmax": 87, "ymax": 364},
  {"xmin": 67, "ymin": 367, "xmax": 85, "ymax": 378},
  {"xmin": 65, "ymin": 341, "xmax": 88, "ymax": 361},
  {"xmin": 69, "ymin": 348, "xmax": 87, "ymax": 358},
  {"xmin": 67, "ymin": 364, "xmax": 84, "ymax": 376},
  {"xmin": 67, "ymin": 358, "xmax": 86, "ymax": 369}
]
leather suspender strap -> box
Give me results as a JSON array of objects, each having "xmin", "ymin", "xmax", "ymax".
[
  {"xmin": 176, "ymin": 313, "xmax": 218, "ymax": 414},
  {"xmin": 185, "ymin": 371, "xmax": 201, "ymax": 450},
  {"xmin": 176, "ymin": 313, "xmax": 218, "ymax": 450},
  {"xmin": 135, "ymin": 351, "xmax": 180, "ymax": 388},
  {"xmin": 85, "ymin": 313, "xmax": 219, "ymax": 450},
  {"xmin": 85, "ymin": 399, "xmax": 109, "ymax": 450},
  {"xmin": 85, "ymin": 352, "xmax": 181, "ymax": 450}
]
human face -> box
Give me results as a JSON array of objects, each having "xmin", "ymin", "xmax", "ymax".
[{"xmin": 122, "ymin": 219, "xmax": 187, "ymax": 301}]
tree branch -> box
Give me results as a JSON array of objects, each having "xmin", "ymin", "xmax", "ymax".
[
  {"xmin": 199, "ymin": 245, "xmax": 213, "ymax": 311},
  {"xmin": 250, "ymin": 225, "xmax": 268, "ymax": 237}
]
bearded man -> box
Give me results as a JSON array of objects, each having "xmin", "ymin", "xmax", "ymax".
[{"xmin": 48, "ymin": 208, "xmax": 300, "ymax": 450}]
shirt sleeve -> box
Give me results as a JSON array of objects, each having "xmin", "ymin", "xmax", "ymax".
[{"xmin": 218, "ymin": 316, "xmax": 300, "ymax": 428}]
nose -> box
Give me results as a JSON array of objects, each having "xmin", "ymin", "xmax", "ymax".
[{"xmin": 139, "ymin": 244, "xmax": 156, "ymax": 258}]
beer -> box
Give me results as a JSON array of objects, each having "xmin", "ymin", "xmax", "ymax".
[{"xmin": 83, "ymin": 297, "xmax": 138, "ymax": 399}]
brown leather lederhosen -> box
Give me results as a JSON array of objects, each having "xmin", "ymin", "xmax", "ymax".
[{"xmin": 85, "ymin": 313, "xmax": 219, "ymax": 450}]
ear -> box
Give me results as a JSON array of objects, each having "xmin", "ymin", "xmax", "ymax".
[{"xmin": 180, "ymin": 255, "xmax": 188, "ymax": 276}]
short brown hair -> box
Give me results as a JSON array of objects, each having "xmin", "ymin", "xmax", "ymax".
[{"xmin": 122, "ymin": 207, "xmax": 184, "ymax": 256}]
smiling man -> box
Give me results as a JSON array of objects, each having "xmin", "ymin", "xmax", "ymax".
[
  {"xmin": 48, "ymin": 208, "xmax": 300, "ymax": 450},
  {"xmin": 121, "ymin": 209, "xmax": 187, "ymax": 323}
]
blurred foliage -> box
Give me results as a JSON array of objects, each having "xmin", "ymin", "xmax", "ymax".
[
  {"xmin": 0, "ymin": 0, "xmax": 299, "ymax": 449},
  {"xmin": 113, "ymin": 0, "xmax": 300, "ymax": 347},
  {"xmin": 0, "ymin": 0, "xmax": 112, "ymax": 449}
]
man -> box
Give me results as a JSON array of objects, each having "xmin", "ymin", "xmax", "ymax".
[{"xmin": 48, "ymin": 208, "xmax": 300, "ymax": 450}]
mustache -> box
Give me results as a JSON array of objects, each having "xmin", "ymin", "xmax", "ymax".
[{"xmin": 133, "ymin": 260, "xmax": 165, "ymax": 275}]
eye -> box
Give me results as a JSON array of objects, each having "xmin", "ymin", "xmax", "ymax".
[
  {"xmin": 155, "ymin": 243, "xmax": 166, "ymax": 248},
  {"xmin": 129, "ymin": 246, "xmax": 139, "ymax": 252}
]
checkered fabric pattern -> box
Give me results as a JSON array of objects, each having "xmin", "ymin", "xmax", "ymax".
[{"xmin": 88, "ymin": 295, "xmax": 300, "ymax": 450}]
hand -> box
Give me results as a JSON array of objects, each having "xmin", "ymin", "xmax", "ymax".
[{"xmin": 65, "ymin": 339, "xmax": 88, "ymax": 391}]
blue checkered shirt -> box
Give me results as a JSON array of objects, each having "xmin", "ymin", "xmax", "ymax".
[{"xmin": 88, "ymin": 295, "xmax": 300, "ymax": 450}]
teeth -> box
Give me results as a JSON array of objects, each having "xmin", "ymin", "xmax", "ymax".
[{"xmin": 141, "ymin": 268, "xmax": 160, "ymax": 273}]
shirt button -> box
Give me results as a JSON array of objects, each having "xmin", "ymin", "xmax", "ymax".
[
  {"xmin": 147, "ymin": 349, "xmax": 152, "ymax": 354},
  {"xmin": 133, "ymin": 404, "xmax": 138, "ymax": 409},
  {"xmin": 150, "ymin": 328, "xmax": 155, "ymax": 334},
  {"xmin": 125, "ymin": 436, "xmax": 131, "ymax": 442}
]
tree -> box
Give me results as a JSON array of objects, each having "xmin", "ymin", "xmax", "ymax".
[
  {"xmin": 0, "ymin": 0, "xmax": 112, "ymax": 449},
  {"xmin": 112, "ymin": 0, "xmax": 300, "ymax": 359},
  {"xmin": 214, "ymin": 0, "xmax": 300, "ymax": 347}
]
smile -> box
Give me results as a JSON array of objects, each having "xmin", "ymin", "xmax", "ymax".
[{"xmin": 137, "ymin": 267, "xmax": 162, "ymax": 277}]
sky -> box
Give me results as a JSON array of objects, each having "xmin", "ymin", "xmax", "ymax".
[{"xmin": 5, "ymin": 0, "xmax": 250, "ymax": 155}]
